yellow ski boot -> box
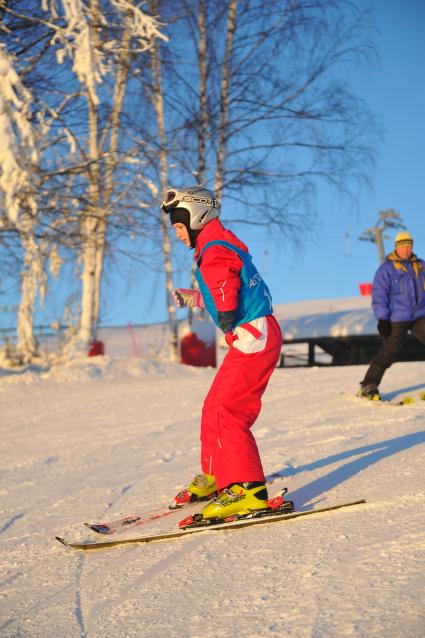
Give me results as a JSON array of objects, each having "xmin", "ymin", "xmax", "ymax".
[
  {"xmin": 358, "ymin": 383, "xmax": 381, "ymax": 400},
  {"xmin": 200, "ymin": 482, "xmax": 269, "ymax": 520},
  {"xmin": 171, "ymin": 473, "xmax": 217, "ymax": 509}
]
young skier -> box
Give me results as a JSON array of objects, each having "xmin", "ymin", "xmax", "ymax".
[{"xmin": 162, "ymin": 186, "xmax": 282, "ymax": 520}]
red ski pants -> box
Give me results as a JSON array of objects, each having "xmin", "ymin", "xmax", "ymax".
[{"xmin": 200, "ymin": 315, "xmax": 282, "ymax": 489}]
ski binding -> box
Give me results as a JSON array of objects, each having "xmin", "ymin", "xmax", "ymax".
[{"xmin": 178, "ymin": 493, "xmax": 294, "ymax": 530}]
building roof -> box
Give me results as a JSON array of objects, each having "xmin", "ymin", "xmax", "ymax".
[{"xmin": 274, "ymin": 296, "xmax": 375, "ymax": 341}]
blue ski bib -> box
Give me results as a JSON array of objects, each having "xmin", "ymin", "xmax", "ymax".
[{"xmin": 195, "ymin": 240, "xmax": 273, "ymax": 330}]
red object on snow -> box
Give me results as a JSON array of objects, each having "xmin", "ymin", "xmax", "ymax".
[
  {"xmin": 180, "ymin": 332, "xmax": 216, "ymax": 368},
  {"xmin": 359, "ymin": 283, "xmax": 373, "ymax": 296},
  {"xmin": 88, "ymin": 340, "xmax": 105, "ymax": 357}
]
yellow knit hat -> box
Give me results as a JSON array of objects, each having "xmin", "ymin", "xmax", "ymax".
[{"xmin": 395, "ymin": 230, "xmax": 413, "ymax": 245}]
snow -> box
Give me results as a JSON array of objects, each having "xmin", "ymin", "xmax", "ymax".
[{"xmin": 1, "ymin": 352, "xmax": 425, "ymax": 637}]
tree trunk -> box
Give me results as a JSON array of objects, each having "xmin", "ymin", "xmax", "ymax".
[
  {"xmin": 76, "ymin": 87, "xmax": 100, "ymax": 351},
  {"xmin": 73, "ymin": 0, "xmax": 102, "ymax": 352},
  {"xmin": 214, "ymin": 0, "xmax": 236, "ymax": 198},
  {"xmin": 16, "ymin": 226, "xmax": 39, "ymax": 362},
  {"xmin": 197, "ymin": 0, "xmax": 208, "ymax": 185},
  {"xmin": 149, "ymin": 0, "xmax": 178, "ymax": 362},
  {"xmin": 93, "ymin": 13, "xmax": 132, "ymax": 333}
]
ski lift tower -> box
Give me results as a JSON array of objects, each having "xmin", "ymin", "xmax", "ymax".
[{"xmin": 358, "ymin": 209, "xmax": 406, "ymax": 263}]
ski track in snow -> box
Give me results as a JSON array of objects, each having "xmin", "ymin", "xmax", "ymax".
[
  {"xmin": 86, "ymin": 535, "xmax": 208, "ymax": 626},
  {"xmin": 0, "ymin": 357, "xmax": 425, "ymax": 637}
]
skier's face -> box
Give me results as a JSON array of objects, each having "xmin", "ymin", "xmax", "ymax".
[
  {"xmin": 173, "ymin": 223, "xmax": 191, "ymax": 247},
  {"xmin": 395, "ymin": 242, "xmax": 413, "ymax": 260}
]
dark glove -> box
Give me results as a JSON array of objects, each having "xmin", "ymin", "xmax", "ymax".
[
  {"xmin": 377, "ymin": 319, "xmax": 391, "ymax": 338},
  {"xmin": 217, "ymin": 310, "xmax": 236, "ymax": 333}
]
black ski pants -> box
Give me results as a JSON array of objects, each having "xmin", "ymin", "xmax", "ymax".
[{"xmin": 362, "ymin": 317, "xmax": 425, "ymax": 387}]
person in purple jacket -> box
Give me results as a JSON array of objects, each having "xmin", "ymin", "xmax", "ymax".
[{"xmin": 359, "ymin": 231, "xmax": 425, "ymax": 399}]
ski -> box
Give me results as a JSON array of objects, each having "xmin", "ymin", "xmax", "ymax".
[
  {"xmin": 381, "ymin": 389, "xmax": 425, "ymax": 405},
  {"xmin": 85, "ymin": 476, "xmax": 287, "ymax": 535},
  {"xmin": 178, "ymin": 494, "xmax": 295, "ymax": 530},
  {"xmin": 371, "ymin": 395, "xmax": 418, "ymax": 406},
  {"xmin": 84, "ymin": 509, "xmax": 177, "ymax": 535},
  {"xmin": 343, "ymin": 392, "xmax": 423, "ymax": 407},
  {"xmin": 84, "ymin": 494, "xmax": 229, "ymax": 535},
  {"xmin": 56, "ymin": 499, "xmax": 366, "ymax": 551},
  {"xmin": 84, "ymin": 492, "xmax": 219, "ymax": 535},
  {"xmin": 382, "ymin": 396, "xmax": 415, "ymax": 406}
]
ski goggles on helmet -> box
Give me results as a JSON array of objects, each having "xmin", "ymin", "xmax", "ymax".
[
  {"xmin": 161, "ymin": 190, "xmax": 179, "ymax": 213},
  {"xmin": 162, "ymin": 188, "xmax": 218, "ymax": 213}
]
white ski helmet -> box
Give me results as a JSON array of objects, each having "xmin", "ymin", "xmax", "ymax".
[{"xmin": 162, "ymin": 186, "xmax": 220, "ymax": 230}]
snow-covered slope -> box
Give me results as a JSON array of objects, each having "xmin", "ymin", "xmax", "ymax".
[{"xmin": 1, "ymin": 356, "xmax": 424, "ymax": 637}]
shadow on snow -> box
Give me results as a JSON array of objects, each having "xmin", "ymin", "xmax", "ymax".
[
  {"xmin": 267, "ymin": 430, "xmax": 425, "ymax": 509},
  {"xmin": 383, "ymin": 382, "xmax": 425, "ymax": 401}
]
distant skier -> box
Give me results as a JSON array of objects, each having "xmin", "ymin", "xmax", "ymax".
[
  {"xmin": 162, "ymin": 186, "xmax": 282, "ymax": 520},
  {"xmin": 359, "ymin": 230, "xmax": 425, "ymax": 399}
]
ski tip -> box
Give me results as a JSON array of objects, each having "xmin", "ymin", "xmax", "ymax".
[{"xmin": 55, "ymin": 536, "xmax": 70, "ymax": 547}]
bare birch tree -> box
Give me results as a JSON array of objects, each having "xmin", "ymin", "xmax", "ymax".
[
  {"xmin": 157, "ymin": 0, "xmax": 378, "ymax": 238},
  {"xmin": 145, "ymin": 0, "xmax": 178, "ymax": 361}
]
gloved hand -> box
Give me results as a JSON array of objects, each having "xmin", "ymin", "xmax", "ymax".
[
  {"xmin": 377, "ymin": 319, "xmax": 391, "ymax": 338},
  {"xmin": 217, "ymin": 310, "xmax": 236, "ymax": 333},
  {"xmin": 173, "ymin": 288, "xmax": 205, "ymax": 309},
  {"xmin": 225, "ymin": 331, "xmax": 239, "ymax": 347}
]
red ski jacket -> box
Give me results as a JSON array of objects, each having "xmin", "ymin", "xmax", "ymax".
[{"xmin": 194, "ymin": 219, "xmax": 248, "ymax": 312}]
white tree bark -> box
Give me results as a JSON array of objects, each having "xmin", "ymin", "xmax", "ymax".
[
  {"xmin": 197, "ymin": 0, "xmax": 208, "ymax": 186},
  {"xmin": 93, "ymin": 10, "xmax": 132, "ymax": 333},
  {"xmin": 77, "ymin": 17, "xmax": 101, "ymax": 349},
  {"xmin": 16, "ymin": 224, "xmax": 44, "ymax": 362},
  {"xmin": 148, "ymin": 0, "xmax": 178, "ymax": 362},
  {"xmin": 214, "ymin": 0, "xmax": 236, "ymax": 199}
]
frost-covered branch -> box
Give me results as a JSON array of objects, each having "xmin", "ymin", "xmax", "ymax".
[
  {"xmin": 42, "ymin": 0, "xmax": 108, "ymax": 105},
  {"xmin": 0, "ymin": 45, "xmax": 38, "ymax": 225},
  {"xmin": 41, "ymin": 0, "xmax": 167, "ymax": 105},
  {"xmin": 110, "ymin": 0, "xmax": 168, "ymax": 49}
]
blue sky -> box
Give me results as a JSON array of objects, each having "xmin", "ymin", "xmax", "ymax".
[
  {"xmin": 2, "ymin": 0, "xmax": 424, "ymax": 331},
  {"xmin": 100, "ymin": 0, "xmax": 424, "ymax": 327},
  {"xmin": 260, "ymin": 0, "xmax": 425, "ymax": 306}
]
